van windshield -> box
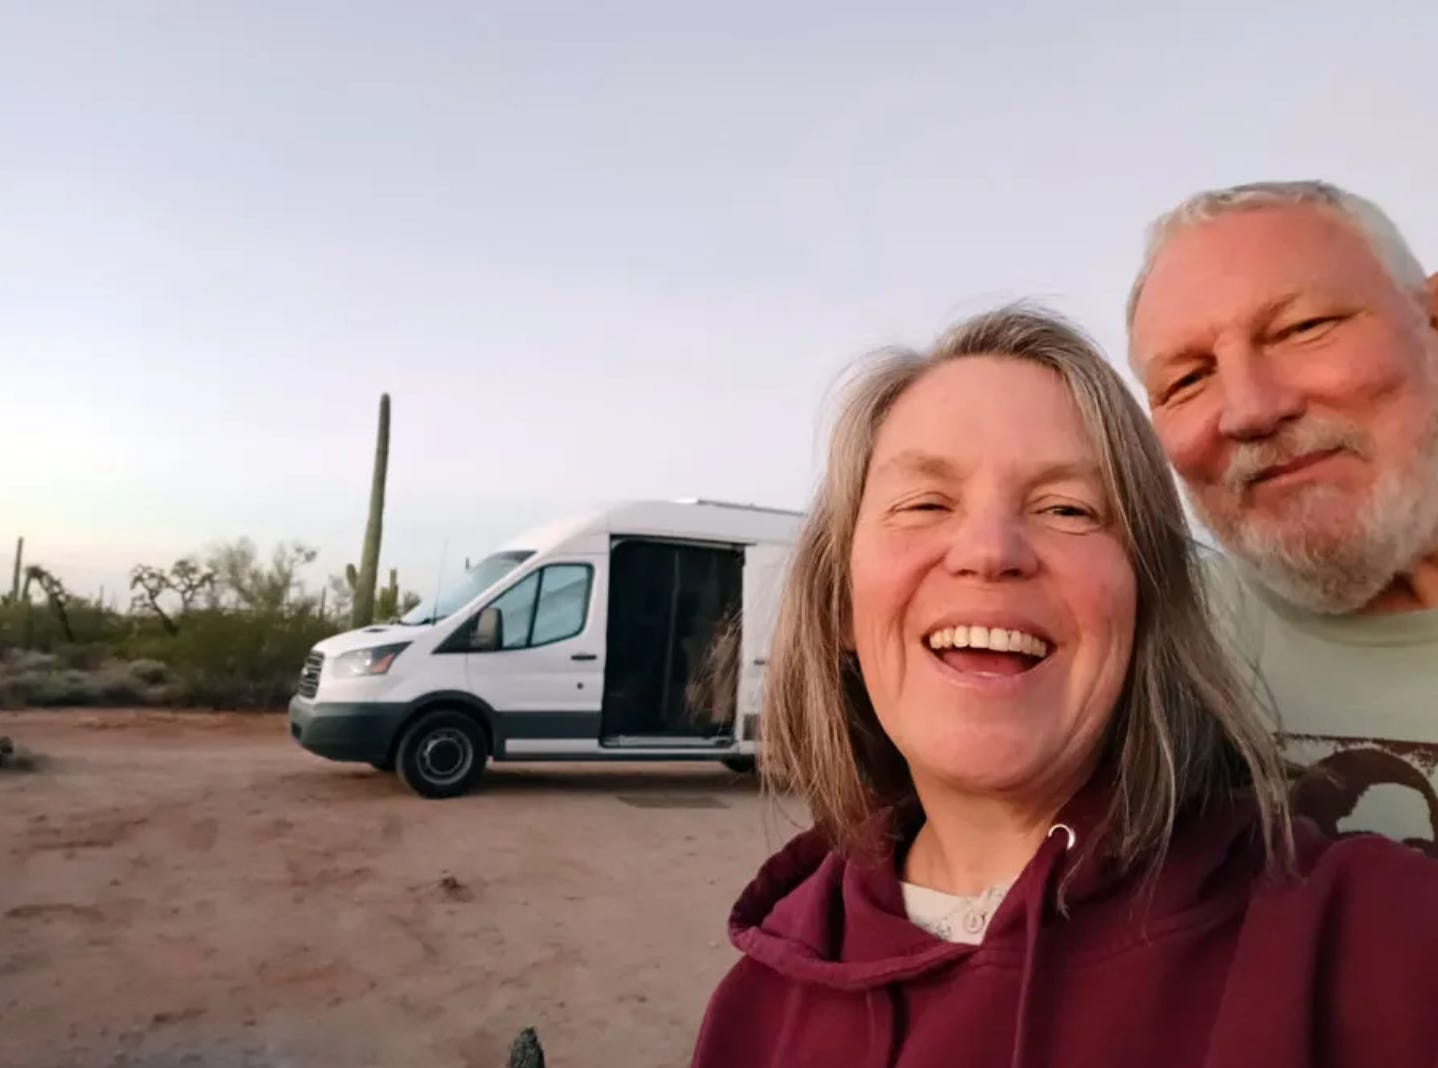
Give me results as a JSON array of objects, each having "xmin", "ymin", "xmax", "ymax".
[{"xmin": 399, "ymin": 551, "xmax": 534, "ymax": 625}]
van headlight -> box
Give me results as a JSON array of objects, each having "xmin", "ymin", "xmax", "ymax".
[{"xmin": 332, "ymin": 642, "xmax": 411, "ymax": 678}]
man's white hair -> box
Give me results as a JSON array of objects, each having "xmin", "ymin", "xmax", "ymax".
[{"xmin": 1127, "ymin": 180, "xmax": 1429, "ymax": 326}]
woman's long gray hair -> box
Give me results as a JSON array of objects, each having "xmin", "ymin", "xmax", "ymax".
[{"xmin": 761, "ymin": 304, "xmax": 1293, "ymax": 875}]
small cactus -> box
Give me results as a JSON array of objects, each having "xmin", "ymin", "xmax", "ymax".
[
  {"xmin": 375, "ymin": 567, "xmax": 400, "ymax": 620},
  {"xmin": 505, "ymin": 1027, "xmax": 545, "ymax": 1068}
]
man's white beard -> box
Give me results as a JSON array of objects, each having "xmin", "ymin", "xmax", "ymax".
[{"xmin": 1192, "ymin": 411, "xmax": 1438, "ymax": 614}]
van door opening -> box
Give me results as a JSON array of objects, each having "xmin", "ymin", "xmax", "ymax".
[{"xmin": 600, "ymin": 538, "xmax": 742, "ymax": 745}]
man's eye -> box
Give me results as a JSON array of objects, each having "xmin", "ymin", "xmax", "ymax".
[
  {"xmin": 1277, "ymin": 316, "xmax": 1340, "ymax": 341},
  {"xmin": 1161, "ymin": 368, "xmax": 1207, "ymax": 403}
]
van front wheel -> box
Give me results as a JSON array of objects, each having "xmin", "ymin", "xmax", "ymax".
[{"xmin": 396, "ymin": 709, "xmax": 489, "ymax": 799}]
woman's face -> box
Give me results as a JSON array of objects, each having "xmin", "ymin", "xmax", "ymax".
[{"xmin": 849, "ymin": 357, "xmax": 1137, "ymax": 810}]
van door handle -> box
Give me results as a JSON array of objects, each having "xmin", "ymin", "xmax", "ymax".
[
  {"xmin": 753, "ymin": 658, "xmax": 768, "ymax": 666},
  {"xmin": 571, "ymin": 653, "xmax": 598, "ymax": 661}
]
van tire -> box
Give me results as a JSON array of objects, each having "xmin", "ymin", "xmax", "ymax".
[
  {"xmin": 396, "ymin": 708, "xmax": 489, "ymax": 799},
  {"xmin": 370, "ymin": 757, "xmax": 396, "ymax": 772},
  {"xmin": 722, "ymin": 755, "xmax": 756, "ymax": 775}
]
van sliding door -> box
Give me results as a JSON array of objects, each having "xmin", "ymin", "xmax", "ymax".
[{"xmin": 600, "ymin": 538, "xmax": 742, "ymax": 744}]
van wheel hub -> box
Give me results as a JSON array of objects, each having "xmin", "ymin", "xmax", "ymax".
[{"xmin": 418, "ymin": 729, "xmax": 473, "ymax": 784}]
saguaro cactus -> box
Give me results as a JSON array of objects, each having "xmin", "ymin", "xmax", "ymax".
[
  {"xmin": 376, "ymin": 567, "xmax": 400, "ymax": 621},
  {"xmin": 351, "ymin": 394, "xmax": 390, "ymax": 628},
  {"xmin": 9, "ymin": 536, "xmax": 22, "ymax": 603}
]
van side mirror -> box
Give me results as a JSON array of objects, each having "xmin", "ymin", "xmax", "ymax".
[{"xmin": 472, "ymin": 606, "xmax": 504, "ymax": 652}]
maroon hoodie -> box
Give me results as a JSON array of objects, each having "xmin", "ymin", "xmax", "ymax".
[{"xmin": 693, "ymin": 792, "xmax": 1438, "ymax": 1068}]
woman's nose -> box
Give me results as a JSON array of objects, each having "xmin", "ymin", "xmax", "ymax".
[{"xmin": 939, "ymin": 510, "xmax": 1038, "ymax": 581}]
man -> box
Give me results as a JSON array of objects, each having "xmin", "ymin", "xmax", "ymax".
[{"xmin": 1127, "ymin": 180, "xmax": 1438, "ymax": 846}]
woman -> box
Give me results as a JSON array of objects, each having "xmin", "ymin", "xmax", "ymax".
[{"xmin": 692, "ymin": 306, "xmax": 1438, "ymax": 1067}]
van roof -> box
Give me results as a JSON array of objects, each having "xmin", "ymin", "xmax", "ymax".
[{"xmin": 495, "ymin": 498, "xmax": 803, "ymax": 556}]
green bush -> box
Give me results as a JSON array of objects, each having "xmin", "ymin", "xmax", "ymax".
[
  {"xmin": 56, "ymin": 643, "xmax": 109, "ymax": 671},
  {"xmin": 123, "ymin": 608, "xmax": 338, "ymax": 709},
  {"xmin": 24, "ymin": 669, "xmax": 100, "ymax": 707},
  {"xmin": 0, "ymin": 598, "xmax": 124, "ymax": 653},
  {"xmin": 128, "ymin": 659, "xmax": 168, "ymax": 685},
  {"xmin": 1, "ymin": 537, "xmax": 350, "ymax": 711},
  {"xmin": 0, "ymin": 614, "xmax": 340, "ymax": 711},
  {"xmin": 2, "ymin": 649, "xmax": 58, "ymax": 674},
  {"xmin": 0, "ymin": 679, "xmax": 25, "ymax": 711}
]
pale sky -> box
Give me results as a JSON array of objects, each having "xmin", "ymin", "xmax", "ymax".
[{"xmin": 4, "ymin": 1, "xmax": 1436, "ymax": 605}]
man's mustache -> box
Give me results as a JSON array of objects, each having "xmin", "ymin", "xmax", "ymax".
[{"xmin": 1221, "ymin": 417, "xmax": 1371, "ymax": 494}]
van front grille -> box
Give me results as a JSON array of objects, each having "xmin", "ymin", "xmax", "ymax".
[{"xmin": 297, "ymin": 651, "xmax": 324, "ymax": 698}]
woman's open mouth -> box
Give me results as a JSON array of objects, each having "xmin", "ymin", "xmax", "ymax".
[{"xmin": 924, "ymin": 623, "xmax": 1051, "ymax": 678}]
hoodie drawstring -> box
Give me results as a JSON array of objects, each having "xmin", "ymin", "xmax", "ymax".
[{"xmin": 1008, "ymin": 823, "xmax": 1076, "ymax": 1068}]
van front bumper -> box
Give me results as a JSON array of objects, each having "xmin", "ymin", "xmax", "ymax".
[{"xmin": 288, "ymin": 696, "xmax": 410, "ymax": 764}]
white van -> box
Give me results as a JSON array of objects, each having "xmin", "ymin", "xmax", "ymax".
[{"xmin": 288, "ymin": 499, "xmax": 799, "ymax": 798}]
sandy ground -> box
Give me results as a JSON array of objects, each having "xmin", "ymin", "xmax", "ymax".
[{"xmin": 0, "ymin": 711, "xmax": 805, "ymax": 1068}]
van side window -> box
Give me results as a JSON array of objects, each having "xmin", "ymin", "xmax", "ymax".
[
  {"xmin": 531, "ymin": 565, "xmax": 592, "ymax": 645},
  {"xmin": 478, "ymin": 564, "xmax": 593, "ymax": 650},
  {"xmin": 489, "ymin": 572, "xmax": 540, "ymax": 649}
]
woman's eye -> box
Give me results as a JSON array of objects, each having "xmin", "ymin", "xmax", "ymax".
[
  {"xmin": 1039, "ymin": 503, "xmax": 1102, "ymax": 528},
  {"xmin": 901, "ymin": 500, "xmax": 947, "ymax": 513}
]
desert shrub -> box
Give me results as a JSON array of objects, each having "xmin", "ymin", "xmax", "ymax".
[
  {"xmin": 1, "ymin": 649, "xmax": 59, "ymax": 674},
  {"xmin": 127, "ymin": 659, "xmax": 168, "ymax": 685},
  {"xmin": 3, "ymin": 537, "xmax": 347, "ymax": 710},
  {"xmin": 0, "ymin": 613, "xmax": 338, "ymax": 711},
  {"xmin": 0, "ymin": 597, "xmax": 123, "ymax": 654},
  {"xmin": 56, "ymin": 643, "xmax": 109, "ymax": 671},
  {"xmin": 0, "ymin": 651, "xmax": 167, "ymax": 709},
  {"xmin": 125, "ymin": 608, "xmax": 337, "ymax": 709},
  {"xmin": 0, "ymin": 679, "xmax": 25, "ymax": 710},
  {"xmin": 23, "ymin": 669, "xmax": 101, "ymax": 707},
  {"xmin": 93, "ymin": 664, "xmax": 148, "ymax": 705}
]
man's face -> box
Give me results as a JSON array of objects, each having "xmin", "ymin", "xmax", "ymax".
[{"xmin": 1129, "ymin": 205, "xmax": 1438, "ymax": 612}]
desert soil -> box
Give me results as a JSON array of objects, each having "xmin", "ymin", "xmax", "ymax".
[{"xmin": 0, "ymin": 711, "xmax": 804, "ymax": 1068}]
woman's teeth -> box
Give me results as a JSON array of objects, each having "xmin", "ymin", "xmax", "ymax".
[{"xmin": 926, "ymin": 625, "xmax": 1048, "ymax": 658}]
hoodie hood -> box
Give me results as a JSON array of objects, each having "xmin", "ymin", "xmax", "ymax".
[
  {"xmin": 731, "ymin": 787, "xmax": 1263, "ymax": 990},
  {"xmin": 724, "ymin": 787, "xmax": 1267, "ymax": 1068},
  {"xmin": 701, "ymin": 792, "xmax": 1438, "ymax": 1068}
]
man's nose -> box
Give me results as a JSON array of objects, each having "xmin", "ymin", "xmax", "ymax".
[
  {"xmin": 1216, "ymin": 348, "xmax": 1304, "ymax": 441},
  {"xmin": 940, "ymin": 509, "xmax": 1038, "ymax": 581}
]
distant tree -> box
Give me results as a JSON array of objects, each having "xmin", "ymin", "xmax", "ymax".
[
  {"xmin": 129, "ymin": 557, "xmax": 217, "ymax": 634},
  {"xmin": 325, "ymin": 572, "xmax": 355, "ymax": 621},
  {"xmin": 25, "ymin": 565, "xmax": 75, "ymax": 643},
  {"xmin": 205, "ymin": 539, "xmax": 317, "ymax": 614},
  {"xmin": 169, "ymin": 557, "xmax": 215, "ymax": 613},
  {"xmin": 130, "ymin": 565, "xmax": 179, "ymax": 635}
]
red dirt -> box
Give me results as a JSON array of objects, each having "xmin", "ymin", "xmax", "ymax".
[{"xmin": 0, "ymin": 711, "xmax": 803, "ymax": 1068}]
